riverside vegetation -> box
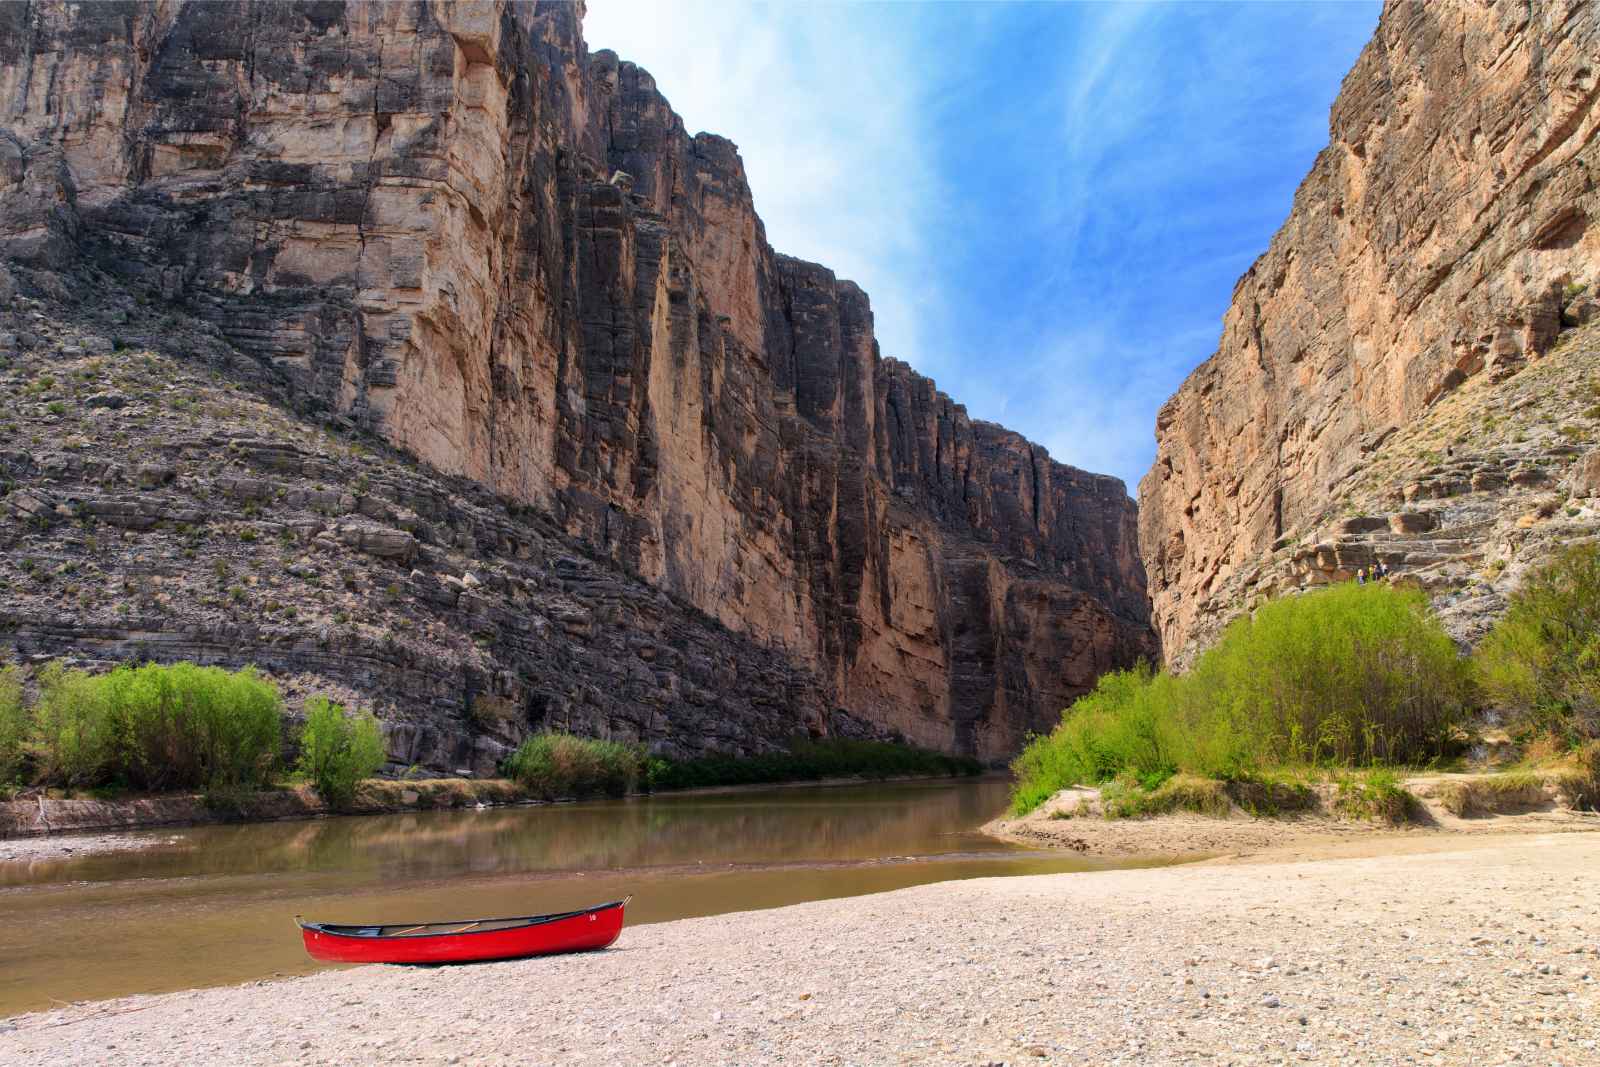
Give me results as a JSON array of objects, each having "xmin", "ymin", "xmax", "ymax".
[
  {"xmin": 0, "ymin": 661, "xmax": 384, "ymax": 809},
  {"xmin": 0, "ymin": 658, "xmax": 981, "ymax": 821},
  {"xmin": 1011, "ymin": 547, "xmax": 1600, "ymax": 818},
  {"xmin": 502, "ymin": 733, "xmax": 983, "ymax": 800}
]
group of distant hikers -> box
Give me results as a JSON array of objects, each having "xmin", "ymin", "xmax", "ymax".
[{"xmin": 1354, "ymin": 559, "xmax": 1392, "ymax": 585}]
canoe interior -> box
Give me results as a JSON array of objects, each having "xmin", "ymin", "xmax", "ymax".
[{"xmin": 302, "ymin": 900, "xmax": 625, "ymax": 940}]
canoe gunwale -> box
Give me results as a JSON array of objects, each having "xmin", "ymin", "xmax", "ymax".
[{"xmin": 298, "ymin": 899, "xmax": 627, "ymax": 941}]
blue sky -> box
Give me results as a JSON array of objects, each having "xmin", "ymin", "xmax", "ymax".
[{"xmin": 583, "ymin": 1, "xmax": 1381, "ymax": 494}]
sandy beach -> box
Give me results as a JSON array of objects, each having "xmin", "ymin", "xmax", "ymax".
[
  {"xmin": 984, "ymin": 784, "xmax": 1600, "ymax": 862},
  {"xmin": 4, "ymin": 830, "xmax": 1597, "ymax": 1065}
]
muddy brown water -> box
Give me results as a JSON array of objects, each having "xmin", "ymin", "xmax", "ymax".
[{"xmin": 0, "ymin": 778, "xmax": 1170, "ymax": 1015}]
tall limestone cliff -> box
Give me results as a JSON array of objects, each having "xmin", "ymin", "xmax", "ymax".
[
  {"xmin": 0, "ymin": 0, "xmax": 1153, "ymax": 764},
  {"xmin": 1141, "ymin": 0, "xmax": 1600, "ymax": 664}
]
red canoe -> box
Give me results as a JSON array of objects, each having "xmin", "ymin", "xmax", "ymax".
[{"xmin": 297, "ymin": 898, "xmax": 628, "ymax": 965}]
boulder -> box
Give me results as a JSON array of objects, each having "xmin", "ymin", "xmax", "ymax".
[
  {"xmin": 1389, "ymin": 511, "xmax": 1438, "ymax": 535},
  {"xmin": 1470, "ymin": 470, "xmax": 1506, "ymax": 492},
  {"xmin": 1330, "ymin": 516, "xmax": 1388, "ymax": 538},
  {"xmin": 134, "ymin": 462, "xmax": 175, "ymax": 489},
  {"xmin": 335, "ymin": 522, "xmax": 419, "ymax": 563},
  {"xmin": 1561, "ymin": 292, "xmax": 1598, "ymax": 327},
  {"xmin": 1566, "ymin": 449, "xmax": 1600, "ymax": 498}
]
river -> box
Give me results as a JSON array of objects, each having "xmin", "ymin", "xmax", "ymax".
[{"xmin": 0, "ymin": 777, "xmax": 1166, "ymax": 1015}]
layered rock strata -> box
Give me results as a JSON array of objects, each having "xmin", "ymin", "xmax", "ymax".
[
  {"xmin": 0, "ymin": 302, "xmax": 882, "ymax": 774},
  {"xmin": 1159, "ymin": 316, "xmax": 1600, "ymax": 663},
  {"xmin": 0, "ymin": 0, "xmax": 1153, "ymax": 760},
  {"xmin": 1141, "ymin": 0, "xmax": 1600, "ymax": 663}
]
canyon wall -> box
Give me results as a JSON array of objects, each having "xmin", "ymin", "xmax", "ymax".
[
  {"xmin": 0, "ymin": 0, "xmax": 1153, "ymax": 759},
  {"xmin": 1140, "ymin": 0, "xmax": 1600, "ymax": 662}
]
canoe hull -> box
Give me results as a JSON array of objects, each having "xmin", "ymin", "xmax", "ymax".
[{"xmin": 299, "ymin": 900, "xmax": 626, "ymax": 965}]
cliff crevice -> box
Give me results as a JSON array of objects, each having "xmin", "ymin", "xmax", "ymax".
[
  {"xmin": 0, "ymin": 0, "xmax": 1153, "ymax": 761},
  {"xmin": 1141, "ymin": 0, "xmax": 1600, "ymax": 664}
]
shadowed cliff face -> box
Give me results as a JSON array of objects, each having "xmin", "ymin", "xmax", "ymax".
[
  {"xmin": 1140, "ymin": 0, "xmax": 1600, "ymax": 664},
  {"xmin": 0, "ymin": 0, "xmax": 1153, "ymax": 759}
]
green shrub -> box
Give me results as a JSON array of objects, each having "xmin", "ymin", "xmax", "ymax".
[
  {"xmin": 1011, "ymin": 582, "xmax": 1472, "ymax": 813},
  {"xmin": 1191, "ymin": 581, "xmax": 1471, "ymax": 766},
  {"xmin": 31, "ymin": 662, "xmax": 118, "ymax": 788},
  {"xmin": 501, "ymin": 734, "xmax": 974, "ymax": 798},
  {"xmin": 1098, "ymin": 773, "xmax": 1231, "ymax": 819},
  {"xmin": 644, "ymin": 738, "xmax": 982, "ymax": 792},
  {"xmin": 1224, "ymin": 771, "xmax": 1318, "ymax": 816},
  {"xmin": 297, "ymin": 697, "xmax": 386, "ymax": 809},
  {"xmin": 19, "ymin": 662, "xmax": 283, "ymax": 798},
  {"xmin": 1474, "ymin": 543, "xmax": 1600, "ymax": 744},
  {"xmin": 1008, "ymin": 666, "xmax": 1177, "ymax": 814},
  {"xmin": 1331, "ymin": 768, "xmax": 1415, "ymax": 822},
  {"xmin": 0, "ymin": 666, "xmax": 25, "ymax": 795},
  {"xmin": 504, "ymin": 732, "xmax": 643, "ymax": 799},
  {"xmin": 106, "ymin": 663, "xmax": 282, "ymax": 795}
]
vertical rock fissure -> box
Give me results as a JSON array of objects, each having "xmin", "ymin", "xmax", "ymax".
[
  {"xmin": 1141, "ymin": 0, "xmax": 1600, "ymax": 663},
  {"xmin": 0, "ymin": 0, "xmax": 1157, "ymax": 762}
]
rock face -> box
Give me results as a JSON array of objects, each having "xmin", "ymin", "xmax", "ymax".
[
  {"xmin": 1147, "ymin": 316, "xmax": 1600, "ymax": 664},
  {"xmin": 0, "ymin": 313, "xmax": 902, "ymax": 775},
  {"xmin": 0, "ymin": 0, "xmax": 1153, "ymax": 761},
  {"xmin": 1140, "ymin": 0, "xmax": 1600, "ymax": 663}
]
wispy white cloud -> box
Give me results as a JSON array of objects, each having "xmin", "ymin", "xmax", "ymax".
[
  {"xmin": 580, "ymin": 0, "xmax": 1381, "ymax": 494},
  {"xmin": 581, "ymin": 0, "xmax": 946, "ymax": 368},
  {"xmin": 925, "ymin": 2, "xmax": 1378, "ymax": 492}
]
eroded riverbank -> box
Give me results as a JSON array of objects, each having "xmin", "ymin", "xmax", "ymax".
[
  {"xmin": 986, "ymin": 777, "xmax": 1600, "ymax": 861},
  {"xmin": 5, "ymin": 832, "xmax": 1597, "ymax": 1064}
]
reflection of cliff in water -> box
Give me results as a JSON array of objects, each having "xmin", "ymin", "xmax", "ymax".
[{"xmin": 4, "ymin": 780, "xmax": 1020, "ymax": 889}]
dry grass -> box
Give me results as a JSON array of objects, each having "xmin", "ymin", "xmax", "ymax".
[
  {"xmin": 1546, "ymin": 741, "xmax": 1600, "ymax": 810},
  {"xmin": 1330, "ymin": 769, "xmax": 1417, "ymax": 823},
  {"xmin": 355, "ymin": 777, "xmax": 526, "ymax": 810},
  {"xmin": 1434, "ymin": 771, "xmax": 1550, "ymax": 817},
  {"xmin": 1099, "ymin": 774, "xmax": 1232, "ymax": 819},
  {"xmin": 1225, "ymin": 773, "xmax": 1319, "ymax": 816}
]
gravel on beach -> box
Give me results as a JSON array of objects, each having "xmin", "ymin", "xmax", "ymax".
[
  {"xmin": 0, "ymin": 831, "xmax": 166, "ymax": 863},
  {"xmin": 986, "ymin": 801, "xmax": 1600, "ymax": 860},
  {"xmin": 3, "ymin": 832, "xmax": 1597, "ymax": 1065}
]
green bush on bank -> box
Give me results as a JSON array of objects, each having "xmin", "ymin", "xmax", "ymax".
[
  {"xmin": 1011, "ymin": 582, "xmax": 1473, "ymax": 814},
  {"xmin": 1330, "ymin": 767, "xmax": 1414, "ymax": 823},
  {"xmin": 1474, "ymin": 543, "xmax": 1600, "ymax": 744},
  {"xmin": 0, "ymin": 661, "xmax": 390, "ymax": 806},
  {"xmin": 504, "ymin": 732, "xmax": 644, "ymax": 800},
  {"xmin": 30, "ymin": 662, "xmax": 119, "ymax": 788},
  {"xmin": 107, "ymin": 663, "xmax": 281, "ymax": 794},
  {"xmin": 297, "ymin": 696, "xmax": 386, "ymax": 810},
  {"xmin": 21, "ymin": 662, "xmax": 284, "ymax": 799},
  {"xmin": 0, "ymin": 666, "xmax": 25, "ymax": 797},
  {"xmin": 501, "ymin": 733, "xmax": 983, "ymax": 799},
  {"xmin": 644, "ymin": 738, "xmax": 983, "ymax": 791}
]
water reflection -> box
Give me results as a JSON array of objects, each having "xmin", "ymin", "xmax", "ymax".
[
  {"xmin": 2, "ymin": 778, "xmax": 1021, "ymax": 889},
  {"xmin": 0, "ymin": 779, "xmax": 1162, "ymax": 1015}
]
